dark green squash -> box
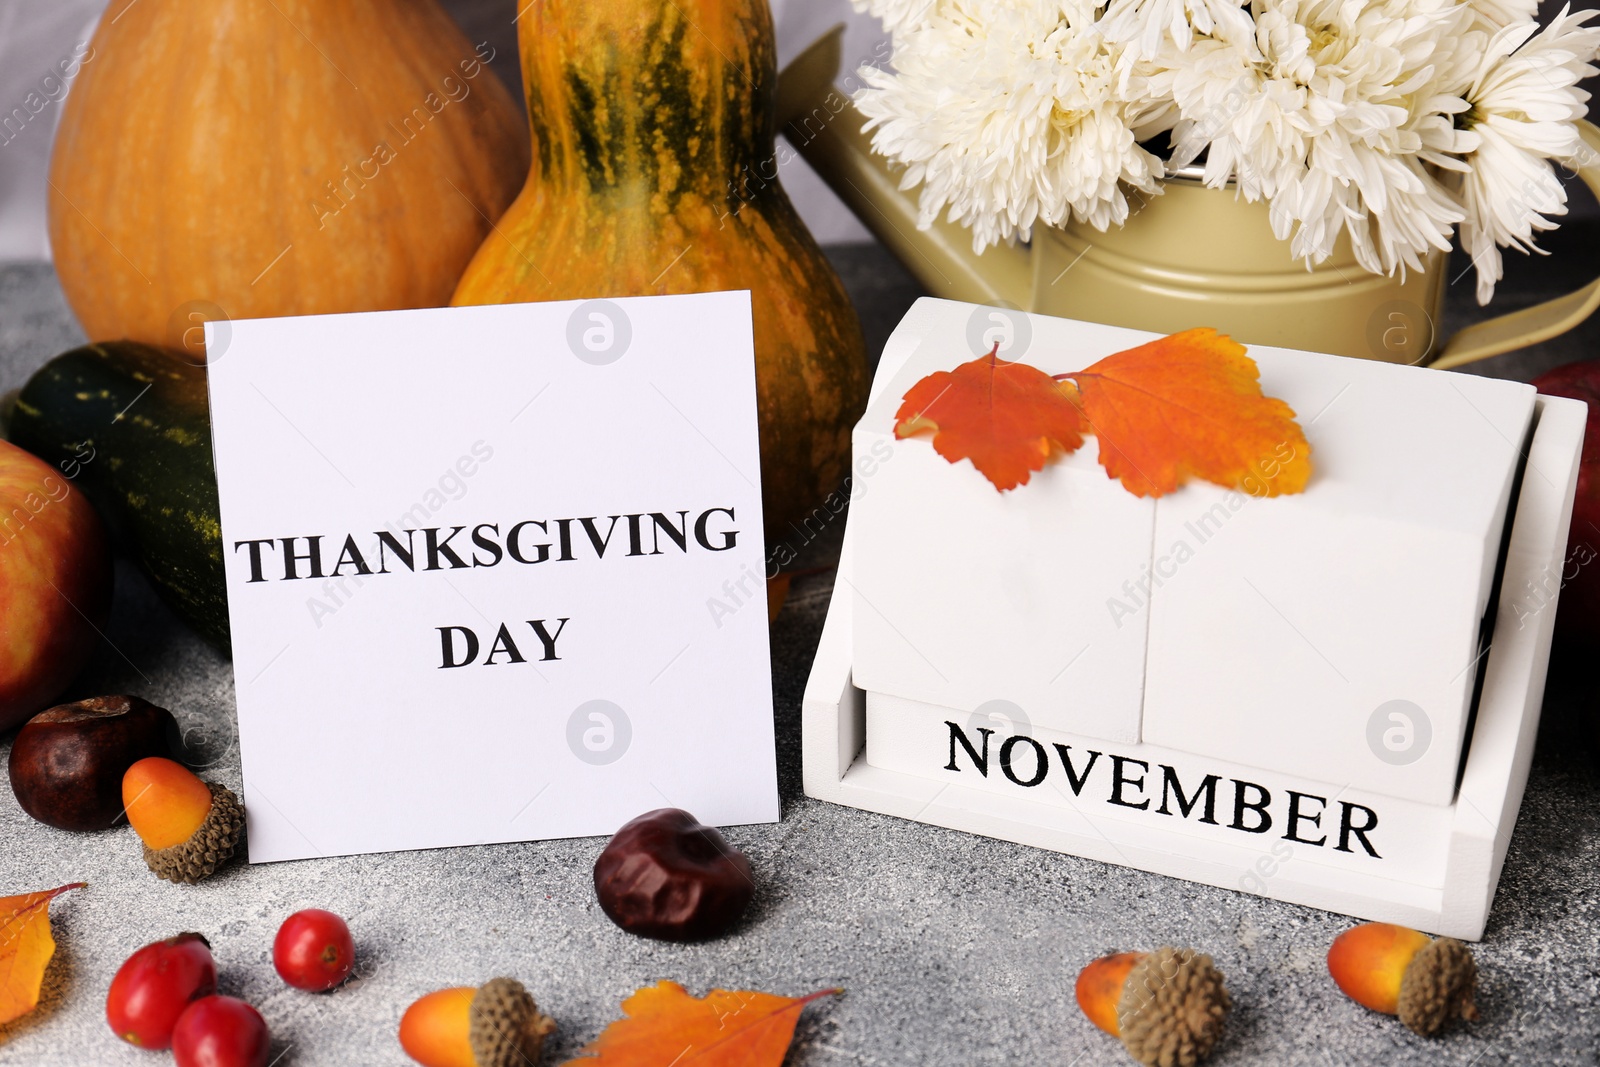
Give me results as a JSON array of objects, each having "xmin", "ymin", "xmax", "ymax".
[{"xmin": 6, "ymin": 342, "xmax": 228, "ymax": 649}]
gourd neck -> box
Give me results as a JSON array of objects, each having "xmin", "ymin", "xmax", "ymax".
[{"xmin": 518, "ymin": 0, "xmax": 776, "ymax": 200}]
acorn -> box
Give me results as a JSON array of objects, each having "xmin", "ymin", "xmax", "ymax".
[
  {"xmin": 1327, "ymin": 922, "xmax": 1478, "ymax": 1036},
  {"xmin": 122, "ymin": 757, "xmax": 244, "ymax": 884},
  {"xmin": 399, "ymin": 978, "xmax": 555, "ymax": 1067},
  {"xmin": 1076, "ymin": 947, "xmax": 1231, "ymax": 1067}
]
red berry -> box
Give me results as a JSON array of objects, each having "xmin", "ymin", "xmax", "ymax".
[
  {"xmin": 106, "ymin": 932, "xmax": 217, "ymax": 1049},
  {"xmin": 273, "ymin": 908, "xmax": 355, "ymax": 992},
  {"xmin": 172, "ymin": 996, "xmax": 271, "ymax": 1067}
]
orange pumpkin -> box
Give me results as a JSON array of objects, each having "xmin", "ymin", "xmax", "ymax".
[
  {"xmin": 49, "ymin": 0, "xmax": 529, "ymax": 355},
  {"xmin": 451, "ymin": 0, "xmax": 870, "ymax": 545}
]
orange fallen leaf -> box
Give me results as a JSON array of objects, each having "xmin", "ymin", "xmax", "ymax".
[
  {"xmin": 0, "ymin": 883, "xmax": 86, "ymax": 1026},
  {"xmin": 563, "ymin": 981, "xmax": 840, "ymax": 1066},
  {"xmin": 895, "ymin": 328, "xmax": 1311, "ymax": 497},
  {"xmin": 1061, "ymin": 328, "xmax": 1310, "ymax": 498},
  {"xmin": 895, "ymin": 344, "xmax": 1085, "ymax": 491}
]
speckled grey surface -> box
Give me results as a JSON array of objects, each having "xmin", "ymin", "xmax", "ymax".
[{"xmin": 1, "ymin": 245, "xmax": 1599, "ymax": 1066}]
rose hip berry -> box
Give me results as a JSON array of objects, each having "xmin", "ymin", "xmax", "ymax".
[
  {"xmin": 172, "ymin": 996, "xmax": 271, "ymax": 1067},
  {"xmin": 106, "ymin": 932, "xmax": 217, "ymax": 1049},
  {"xmin": 273, "ymin": 909, "xmax": 355, "ymax": 992}
]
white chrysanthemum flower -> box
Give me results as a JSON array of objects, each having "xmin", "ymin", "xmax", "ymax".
[
  {"xmin": 855, "ymin": 0, "xmax": 1169, "ymax": 250},
  {"xmin": 1164, "ymin": 0, "xmax": 1472, "ymax": 276},
  {"xmin": 1100, "ymin": 0, "xmax": 1257, "ymax": 57},
  {"xmin": 850, "ymin": 0, "xmax": 942, "ymax": 38},
  {"xmin": 1414, "ymin": 31, "xmax": 1486, "ymax": 172},
  {"xmin": 1454, "ymin": 7, "xmax": 1600, "ymax": 303},
  {"xmin": 1466, "ymin": 0, "xmax": 1539, "ymax": 32},
  {"xmin": 856, "ymin": 0, "xmax": 1598, "ymax": 301}
]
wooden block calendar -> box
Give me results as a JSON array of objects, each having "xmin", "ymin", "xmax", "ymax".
[{"xmin": 803, "ymin": 298, "xmax": 1584, "ymax": 939}]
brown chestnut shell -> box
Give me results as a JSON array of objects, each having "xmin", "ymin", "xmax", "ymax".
[
  {"xmin": 9, "ymin": 695, "xmax": 178, "ymax": 831},
  {"xmin": 593, "ymin": 808, "xmax": 754, "ymax": 942}
]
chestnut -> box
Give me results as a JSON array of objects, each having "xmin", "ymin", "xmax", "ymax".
[
  {"xmin": 593, "ymin": 808, "xmax": 754, "ymax": 942},
  {"xmin": 9, "ymin": 695, "xmax": 178, "ymax": 831}
]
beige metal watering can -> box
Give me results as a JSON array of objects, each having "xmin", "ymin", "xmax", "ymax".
[{"xmin": 775, "ymin": 28, "xmax": 1600, "ymax": 369}]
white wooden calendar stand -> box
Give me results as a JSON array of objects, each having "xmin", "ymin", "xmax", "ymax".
[{"xmin": 803, "ymin": 299, "xmax": 1585, "ymax": 940}]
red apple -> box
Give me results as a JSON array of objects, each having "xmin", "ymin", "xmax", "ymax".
[
  {"xmin": 0, "ymin": 438, "xmax": 113, "ymax": 733},
  {"xmin": 1532, "ymin": 363, "xmax": 1600, "ymax": 646}
]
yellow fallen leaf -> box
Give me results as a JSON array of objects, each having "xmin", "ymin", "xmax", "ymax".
[{"xmin": 0, "ymin": 883, "xmax": 86, "ymax": 1025}]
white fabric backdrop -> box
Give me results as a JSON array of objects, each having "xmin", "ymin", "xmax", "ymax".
[
  {"xmin": 0, "ymin": 0, "xmax": 884, "ymax": 261},
  {"xmin": 0, "ymin": 0, "xmax": 105, "ymax": 259}
]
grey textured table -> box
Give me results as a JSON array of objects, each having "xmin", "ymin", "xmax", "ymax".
[{"xmin": 1, "ymin": 242, "xmax": 1598, "ymax": 1067}]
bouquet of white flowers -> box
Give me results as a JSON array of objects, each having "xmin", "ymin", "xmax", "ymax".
[{"xmin": 851, "ymin": 0, "xmax": 1600, "ymax": 303}]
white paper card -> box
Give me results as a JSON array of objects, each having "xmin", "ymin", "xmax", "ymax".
[{"xmin": 207, "ymin": 292, "xmax": 778, "ymax": 862}]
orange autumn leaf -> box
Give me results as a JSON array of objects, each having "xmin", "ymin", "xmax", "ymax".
[
  {"xmin": 0, "ymin": 883, "xmax": 85, "ymax": 1025},
  {"xmin": 563, "ymin": 981, "xmax": 840, "ymax": 1066},
  {"xmin": 894, "ymin": 345, "xmax": 1085, "ymax": 491},
  {"xmin": 1061, "ymin": 328, "xmax": 1310, "ymax": 498},
  {"xmin": 895, "ymin": 327, "xmax": 1311, "ymax": 497}
]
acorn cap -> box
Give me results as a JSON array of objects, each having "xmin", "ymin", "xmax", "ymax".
[
  {"xmin": 1397, "ymin": 936, "xmax": 1478, "ymax": 1037},
  {"xmin": 469, "ymin": 977, "xmax": 556, "ymax": 1067},
  {"xmin": 1116, "ymin": 946, "xmax": 1231, "ymax": 1067},
  {"xmin": 143, "ymin": 782, "xmax": 244, "ymax": 884}
]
